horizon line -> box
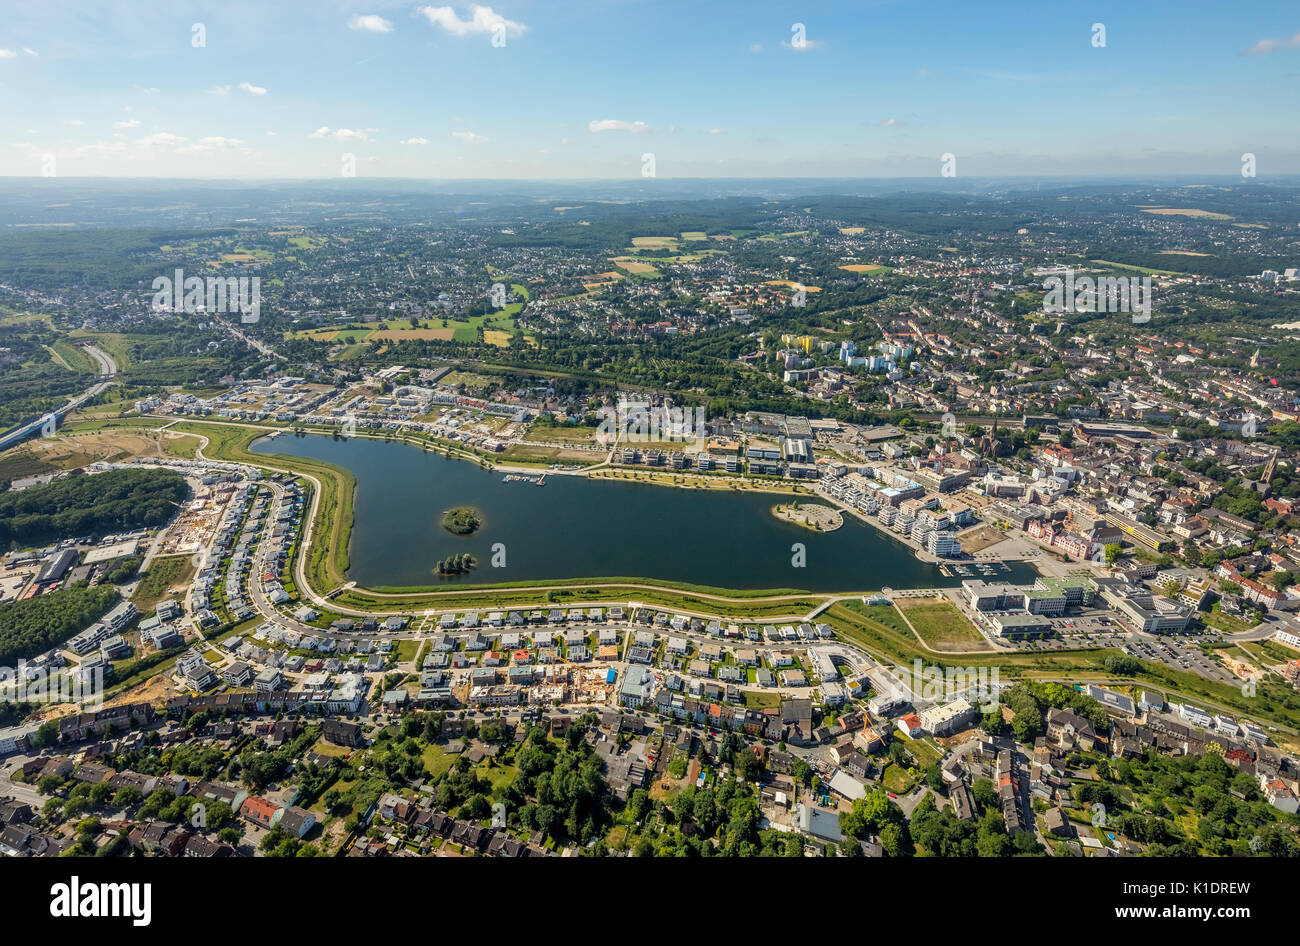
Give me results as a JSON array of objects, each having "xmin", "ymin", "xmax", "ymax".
[{"xmin": 3, "ymin": 173, "xmax": 1300, "ymax": 184}]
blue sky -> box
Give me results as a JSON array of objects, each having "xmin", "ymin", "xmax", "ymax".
[{"xmin": 2, "ymin": 0, "xmax": 1300, "ymax": 178}]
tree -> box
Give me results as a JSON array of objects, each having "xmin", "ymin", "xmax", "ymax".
[
  {"xmin": 878, "ymin": 822, "xmax": 908, "ymax": 857},
  {"xmin": 33, "ymin": 719, "xmax": 60, "ymax": 748},
  {"xmin": 925, "ymin": 764, "xmax": 946, "ymax": 793},
  {"xmin": 1103, "ymin": 543, "xmax": 1121, "ymax": 565}
]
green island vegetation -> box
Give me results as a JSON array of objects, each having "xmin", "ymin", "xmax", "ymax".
[
  {"xmin": 0, "ymin": 467, "xmax": 188, "ymax": 548},
  {"xmin": 434, "ymin": 553, "xmax": 477, "ymax": 576},
  {"xmin": 440, "ymin": 505, "xmax": 483, "ymax": 536},
  {"xmin": 0, "ymin": 583, "xmax": 120, "ymax": 664}
]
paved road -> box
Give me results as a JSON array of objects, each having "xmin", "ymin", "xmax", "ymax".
[
  {"xmin": 0, "ymin": 755, "xmax": 46, "ymax": 809},
  {"xmin": 82, "ymin": 343, "xmax": 116, "ymax": 378}
]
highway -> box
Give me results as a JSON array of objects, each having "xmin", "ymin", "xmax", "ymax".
[{"xmin": 0, "ymin": 342, "xmax": 117, "ymax": 450}]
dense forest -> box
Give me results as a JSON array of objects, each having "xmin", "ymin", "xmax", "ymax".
[
  {"xmin": 0, "ymin": 583, "xmax": 119, "ymax": 664},
  {"xmin": 0, "ymin": 468, "xmax": 189, "ymax": 548},
  {"xmin": 0, "ymin": 321, "xmax": 95, "ymax": 429}
]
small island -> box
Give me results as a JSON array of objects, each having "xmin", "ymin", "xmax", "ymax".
[
  {"xmin": 440, "ymin": 505, "xmax": 483, "ymax": 536},
  {"xmin": 435, "ymin": 553, "xmax": 477, "ymax": 576},
  {"xmin": 772, "ymin": 501, "xmax": 843, "ymax": 533}
]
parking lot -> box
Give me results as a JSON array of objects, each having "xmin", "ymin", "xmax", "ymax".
[{"xmin": 1123, "ymin": 636, "xmax": 1239, "ymax": 685}]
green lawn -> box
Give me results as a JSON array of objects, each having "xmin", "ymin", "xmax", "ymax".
[
  {"xmin": 880, "ymin": 763, "xmax": 914, "ymax": 794},
  {"xmin": 422, "ymin": 744, "xmax": 455, "ymax": 779},
  {"xmin": 894, "ymin": 597, "xmax": 990, "ymax": 650},
  {"xmin": 393, "ymin": 639, "xmax": 421, "ymax": 664},
  {"xmin": 895, "ymin": 731, "xmax": 942, "ymax": 769},
  {"xmin": 477, "ymin": 761, "xmax": 518, "ymax": 796}
]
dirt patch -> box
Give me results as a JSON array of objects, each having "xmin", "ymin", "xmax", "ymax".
[
  {"xmin": 26, "ymin": 429, "xmax": 180, "ymax": 469},
  {"xmin": 957, "ymin": 525, "xmax": 1007, "ymax": 554},
  {"xmin": 102, "ymin": 673, "xmax": 181, "ymax": 709}
]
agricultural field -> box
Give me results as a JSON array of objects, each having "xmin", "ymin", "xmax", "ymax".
[
  {"xmin": 630, "ymin": 236, "xmax": 679, "ymax": 249},
  {"xmin": 295, "ymin": 310, "xmax": 527, "ymax": 347},
  {"xmin": 1136, "ymin": 206, "xmax": 1233, "ymax": 220},
  {"xmin": 610, "ymin": 257, "xmax": 662, "ymax": 277}
]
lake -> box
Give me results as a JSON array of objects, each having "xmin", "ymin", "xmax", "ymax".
[{"xmin": 251, "ymin": 434, "xmax": 1037, "ymax": 592}]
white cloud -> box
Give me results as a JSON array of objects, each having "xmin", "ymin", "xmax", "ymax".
[
  {"xmin": 137, "ymin": 132, "xmax": 188, "ymax": 149},
  {"xmin": 451, "ymin": 130, "xmax": 486, "ymax": 142},
  {"xmin": 707, "ymin": 128, "xmax": 723, "ymax": 134},
  {"xmin": 349, "ymin": 14, "xmax": 394, "ymax": 33},
  {"xmin": 310, "ymin": 126, "xmax": 372, "ymax": 141},
  {"xmin": 0, "ymin": 49, "xmax": 15, "ymax": 59},
  {"xmin": 588, "ymin": 119, "xmax": 650, "ymax": 134},
  {"xmin": 191, "ymin": 136, "xmax": 244, "ymax": 151},
  {"xmin": 401, "ymin": 137, "xmax": 430, "ymax": 145},
  {"xmin": 22, "ymin": 47, "xmax": 36, "ymax": 56},
  {"xmin": 878, "ymin": 118, "xmax": 906, "ymax": 128},
  {"xmin": 750, "ymin": 43, "xmax": 763, "ymax": 53},
  {"xmin": 206, "ymin": 84, "xmax": 231, "ymax": 95},
  {"xmin": 418, "ymin": 5, "xmax": 526, "ymax": 38},
  {"xmin": 1244, "ymin": 31, "xmax": 1300, "ymax": 55},
  {"xmin": 63, "ymin": 119, "xmax": 85, "ymax": 126},
  {"xmin": 239, "ymin": 82, "xmax": 268, "ymax": 95},
  {"xmin": 114, "ymin": 119, "xmax": 141, "ymax": 129}
]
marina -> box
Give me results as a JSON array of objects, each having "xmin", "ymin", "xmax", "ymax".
[
  {"xmin": 502, "ymin": 473, "xmax": 546, "ymax": 485},
  {"xmin": 941, "ymin": 561, "xmax": 1014, "ymax": 579}
]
